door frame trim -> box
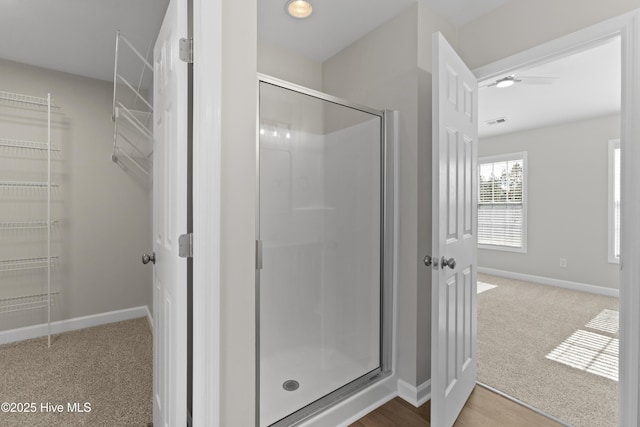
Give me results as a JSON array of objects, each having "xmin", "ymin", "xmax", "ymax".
[
  {"xmin": 191, "ymin": 0, "xmax": 222, "ymax": 425},
  {"xmin": 257, "ymin": 74, "xmax": 385, "ymax": 116},
  {"xmin": 473, "ymin": 10, "xmax": 640, "ymax": 426}
]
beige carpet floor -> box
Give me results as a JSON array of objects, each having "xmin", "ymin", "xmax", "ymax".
[
  {"xmin": 478, "ymin": 273, "xmax": 619, "ymax": 427},
  {"xmin": 0, "ymin": 317, "xmax": 152, "ymax": 426}
]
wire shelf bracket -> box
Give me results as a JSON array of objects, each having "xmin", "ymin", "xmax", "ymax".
[{"xmin": 112, "ymin": 30, "xmax": 153, "ymax": 177}]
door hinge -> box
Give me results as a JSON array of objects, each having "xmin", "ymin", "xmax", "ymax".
[
  {"xmin": 179, "ymin": 233, "xmax": 193, "ymax": 258},
  {"xmin": 256, "ymin": 240, "xmax": 263, "ymax": 270},
  {"xmin": 179, "ymin": 37, "xmax": 193, "ymax": 63}
]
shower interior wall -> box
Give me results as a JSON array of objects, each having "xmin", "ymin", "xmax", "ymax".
[
  {"xmin": 260, "ymin": 114, "xmax": 380, "ymax": 366},
  {"xmin": 0, "ymin": 58, "xmax": 152, "ymax": 333},
  {"xmin": 259, "ymin": 82, "xmax": 382, "ymax": 425}
]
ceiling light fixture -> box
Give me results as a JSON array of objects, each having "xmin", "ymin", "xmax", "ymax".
[
  {"xmin": 286, "ymin": 0, "xmax": 313, "ymax": 19},
  {"xmin": 496, "ymin": 76, "xmax": 516, "ymax": 88}
]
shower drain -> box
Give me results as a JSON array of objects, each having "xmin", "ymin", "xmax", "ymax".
[{"xmin": 282, "ymin": 380, "xmax": 300, "ymax": 391}]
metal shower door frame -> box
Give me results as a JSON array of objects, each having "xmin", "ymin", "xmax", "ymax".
[{"xmin": 255, "ymin": 74, "xmax": 395, "ymax": 427}]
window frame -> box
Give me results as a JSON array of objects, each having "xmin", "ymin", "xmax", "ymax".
[
  {"xmin": 477, "ymin": 151, "xmax": 528, "ymax": 253},
  {"xmin": 608, "ymin": 138, "xmax": 621, "ymax": 264}
]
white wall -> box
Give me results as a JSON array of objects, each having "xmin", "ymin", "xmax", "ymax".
[
  {"xmin": 458, "ymin": 0, "xmax": 640, "ymax": 69},
  {"xmin": 417, "ymin": 0, "xmax": 458, "ymax": 72},
  {"xmin": 479, "ymin": 115, "xmax": 620, "ymax": 289},
  {"xmin": 0, "ymin": 58, "xmax": 152, "ymax": 330},
  {"xmin": 258, "ymin": 41, "xmax": 323, "ymax": 91},
  {"xmin": 219, "ymin": 0, "xmax": 257, "ymax": 424}
]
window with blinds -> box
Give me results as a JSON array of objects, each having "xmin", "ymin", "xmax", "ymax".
[
  {"xmin": 608, "ymin": 139, "xmax": 620, "ymax": 263},
  {"xmin": 478, "ymin": 152, "xmax": 527, "ymax": 252}
]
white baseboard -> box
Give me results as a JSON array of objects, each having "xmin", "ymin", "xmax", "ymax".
[
  {"xmin": 478, "ymin": 267, "xmax": 619, "ymax": 297},
  {"xmin": 397, "ymin": 379, "xmax": 431, "ymax": 407},
  {"xmin": 0, "ymin": 306, "xmax": 150, "ymax": 345}
]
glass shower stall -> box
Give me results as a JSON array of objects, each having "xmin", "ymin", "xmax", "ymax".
[{"xmin": 256, "ymin": 76, "xmax": 394, "ymax": 426}]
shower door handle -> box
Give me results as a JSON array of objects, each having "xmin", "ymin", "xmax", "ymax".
[{"xmin": 142, "ymin": 252, "xmax": 156, "ymax": 265}]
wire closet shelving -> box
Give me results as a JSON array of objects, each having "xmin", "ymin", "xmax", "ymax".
[
  {"xmin": 0, "ymin": 90, "xmax": 60, "ymax": 347},
  {"xmin": 112, "ymin": 30, "xmax": 154, "ymax": 177}
]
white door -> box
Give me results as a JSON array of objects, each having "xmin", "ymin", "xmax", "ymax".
[
  {"xmin": 430, "ymin": 32, "xmax": 478, "ymax": 427},
  {"xmin": 152, "ymin": 0, "xmax": 188, "ymax": 425}
]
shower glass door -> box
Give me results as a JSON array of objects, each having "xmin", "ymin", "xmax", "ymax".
[{"xmin": 258, "ymin": 78, "xmax": 386, "ymax": 426}]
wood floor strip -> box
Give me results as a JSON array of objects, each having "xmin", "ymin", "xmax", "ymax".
[{"xmin": 350, "ymin": 385, "xmax": 564, "ymax": 426}]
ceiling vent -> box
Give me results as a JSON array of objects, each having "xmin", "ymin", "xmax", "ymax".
[{"xmin": 485, "ymin": 117, "xmax": 508, "ymax": 126}]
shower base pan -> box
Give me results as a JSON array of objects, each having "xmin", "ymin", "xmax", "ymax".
[{"xmin": 260, "ymin": 345, "xmax": 377, "ymax": 426}]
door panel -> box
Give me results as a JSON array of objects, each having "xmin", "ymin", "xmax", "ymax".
[
  {"xmin": 431, "ymin": 32, "xmax": 478, "ymax": 427},
  {"xmin": 153, "ymin": 0, "xmax": 188, "ymax": 425}
]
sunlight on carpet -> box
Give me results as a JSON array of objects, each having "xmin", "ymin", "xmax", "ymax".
[
  {"xmin": 586, "ymin": 309, "xmax": 619, "ymax": 334},
  {"xmin": 477, "ymin": 281, "xmax": 497, "ymax": 294},
  {"xmin": 546, "ymin": 309, "xmax": 619, "ymax": 382}
]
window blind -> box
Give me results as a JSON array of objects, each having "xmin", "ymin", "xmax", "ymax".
[{"xmin": 478, "ymin": 157, "xmax": 525, "ymax": 249}]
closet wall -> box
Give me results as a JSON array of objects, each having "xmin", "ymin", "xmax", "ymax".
[{"xmin": 0, "ymin": 58, "xmax": 152, "ymax": 331}]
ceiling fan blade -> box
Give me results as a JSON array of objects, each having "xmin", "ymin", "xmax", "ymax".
[
  {"xmin": 481, "ymin": 75, "xmax": 521, "ymax": 89},
  {"xmin": 481, "ymin": 81, "xmax": 499, "ymax": 88}
]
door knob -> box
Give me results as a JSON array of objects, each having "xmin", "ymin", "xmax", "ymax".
[
  {"xmin": 424, "ymin": 255, "xmax": 440, "ymax": 269},
  {"xmin": 441, "ymin": 256, "xmax": 456, "ymax": 270},
  {"xmin": 142, "ymin": 252, "xmax": 156, "ymax": 265},
  {"xmin": 424, "ymin": 255, "xmax": 432, "ymax": 267}
]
